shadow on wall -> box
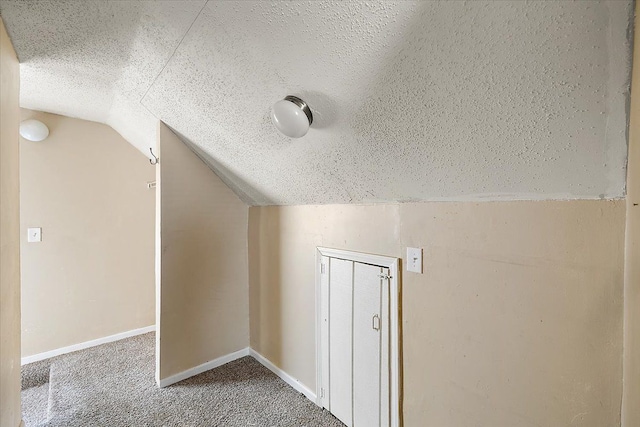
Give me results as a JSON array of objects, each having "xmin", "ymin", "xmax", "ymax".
[{"xmin": 252, "ymin": 207, "xmax": 284, "ymax": 367}]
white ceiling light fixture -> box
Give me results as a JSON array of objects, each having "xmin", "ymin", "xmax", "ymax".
[
  {"xmin": 19, "ymin": 119, "xmax": 49, "ymax": 142},
  {"xmin": 271, "ymin": 96, "xmax": 313, "ymax": 138}
]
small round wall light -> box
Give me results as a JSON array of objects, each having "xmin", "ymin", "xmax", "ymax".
[
  {"xmin": 271, "ymin": 95, "xmax": 313, "ymax": 138},
  {"xmin": 19, "ymin": 119, "xmax": 49, "ymax": 142}
]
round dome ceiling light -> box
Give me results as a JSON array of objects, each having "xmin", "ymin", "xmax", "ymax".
[
  {"xmin": 20, "ymin": 119, "xmax": 49, "ymax": 142},
  {"xmin": 271, "ymin": 95, "xmax": 313, "ymax": 138}
]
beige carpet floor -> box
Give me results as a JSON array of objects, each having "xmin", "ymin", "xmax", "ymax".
[{"xmin": 21, "ymin": 333, "xmax": 344, "ymax": 427}]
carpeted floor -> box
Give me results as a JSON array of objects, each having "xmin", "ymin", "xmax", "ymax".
[{"xmin": 21, "ymin": 333, "xmax": 344, "ymax": 427}]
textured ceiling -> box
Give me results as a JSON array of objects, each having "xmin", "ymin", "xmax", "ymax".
[{"xmin": 0, "ymin": 1, "xmax": 634, "ymax": 205}]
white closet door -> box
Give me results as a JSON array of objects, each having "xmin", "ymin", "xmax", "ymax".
[
  {"xmin": 329, "ymin": 258, "xmax": 353, "ymax": 427},
  {"xmin": 353, "ymin": 263, "xmax": 383, "ymax": 427}
]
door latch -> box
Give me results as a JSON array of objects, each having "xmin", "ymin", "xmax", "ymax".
[{"xmin": 372, "ymin": 314, "xmax": 381, "ymax": 331}]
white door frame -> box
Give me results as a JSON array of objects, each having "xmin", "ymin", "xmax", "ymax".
[{"xmin": 315, "ymin": 246, "xmax": 401, "ymax": 427}]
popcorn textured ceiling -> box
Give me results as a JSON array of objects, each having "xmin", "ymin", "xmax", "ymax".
[{"xmin": 0, "ymin": 1, "xmax": 633, "ymax": 205}]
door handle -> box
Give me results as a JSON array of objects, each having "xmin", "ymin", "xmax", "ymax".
[{"xmin": 372, "ymin": 314, "xmax": 381, "ymax": 331}]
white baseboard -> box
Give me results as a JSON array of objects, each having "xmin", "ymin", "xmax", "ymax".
[
  {"xmin": 249, "ymin": 348, "xmax": 317, "ymax": 404},
  {"xmin": 156, "ymin": 346, "xmax": 317, "ymax": 405},
  {"xmin": 158, "ymin": 347, "xmax": 250, "ymax": 388},
  {"xmin": 21, "ymin": 325, "xmax": 156, "ymax": 366}
]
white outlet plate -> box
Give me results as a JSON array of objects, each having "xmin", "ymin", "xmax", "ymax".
[
  {"xmin": 406, "ymin": 247, "xmax": 422, "ymax": 273},
  {"xmin": 27, "ymin": 227, "xmax": 42, "ymax": 243}
]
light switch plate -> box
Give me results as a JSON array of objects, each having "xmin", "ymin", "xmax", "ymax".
[
  {"xmin": 27, "ymin": 227, "xmax": 42, "ymax": 243},
  {"xmin": 406, "ymin": 247, "xmax": 422, "ymax": 273}
]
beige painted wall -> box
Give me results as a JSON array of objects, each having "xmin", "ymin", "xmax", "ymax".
[
  {"xmin": 0, "ymin": 18, "xmax": 22, "ymax": 427},
  {"xmin": 622, "ymin": 2, "xmax": 640, "ymax": 425},
  {"xmin": 157, "ymin": 123, "xmax": 248, "ymax": 380},
  {"xmin": 20, "ymin": 109, "xmax": 155, "ymax": 357},
  {"xmin": 249, "ymin": 200, "xmax": 626, "ymax": 426}
]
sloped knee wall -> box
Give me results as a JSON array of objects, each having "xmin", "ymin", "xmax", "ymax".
[{"xmin": 157, "ymin": 123, "xmax": 249, "ymax": 381}]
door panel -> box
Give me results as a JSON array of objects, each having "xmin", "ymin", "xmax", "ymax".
[
  {"xmin": 353, "ymin": 262, "xmax": 382, "ymax": 427},
  {"xmin": 320, "ymin": 255, "xmax": 330, "ymax": 409},
  {"xmin": 379, "ymin": 267, "xmax": 390, "ymax": 427},
  {"xmin": 322, "ymin": 256, "xmax": 391, "ymax": 427},
  {"xmin": 329, "ymin": 258, "xmax": 353, "ymax": 427}
]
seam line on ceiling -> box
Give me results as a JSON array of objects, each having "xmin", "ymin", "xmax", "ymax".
[{"xmin": 138, "ymin": 0, "xmax": 210, "ymax": 120}]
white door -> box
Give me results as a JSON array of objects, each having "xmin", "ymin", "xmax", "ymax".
[
  {"xmin": 328, "ymin": 257, "xmax": 353, "ymax": 426},
  {"xmin": 321, "ymin": 256, "xmax": 390, "ymax": 427}
]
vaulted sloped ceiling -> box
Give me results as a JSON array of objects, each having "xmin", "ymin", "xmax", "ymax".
[{"xmin": 0, "ymin": 1, "xmax": 633, "ymax": 205}]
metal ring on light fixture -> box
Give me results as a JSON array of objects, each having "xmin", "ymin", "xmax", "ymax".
[{"xmin": 283, "ymin": 95, "xmax": 313, "ymax": 125}]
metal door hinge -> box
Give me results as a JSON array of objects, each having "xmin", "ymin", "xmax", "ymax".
[
  {"xmin": 320, "ymin": 388, "xmax": 325, "ymax": 398},
  {"xmin": 378, "ymin": 273, "xmax": 391, "ymax": 280},
  {"xmin": 321, "ymin": 263, "xmax": 326, "ymax": 274}
]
